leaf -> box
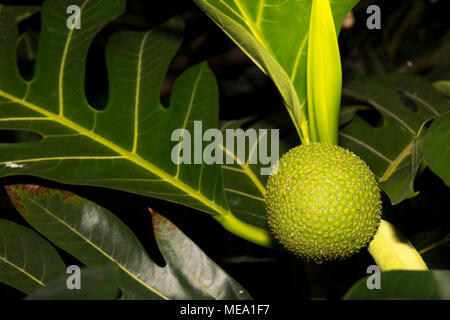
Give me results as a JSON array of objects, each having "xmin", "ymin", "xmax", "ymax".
[
  {"xmin": 307, "ymin": 0, "xmax": 342, "ymax": 144},
  {"xmin": 340, "ymin": 73, "xmax": 450, "ymax": 204},
  {"xmin": 343, "ymin": 270, "xmax": 450, "ymax": 300},
  {"xmin": 220, "ymin": 113, "xmax": 296, "ymax": 230},
  {"xmin": 149, "ymin": 208, "xmax": 252, "ymax": 300},
  {"xmin": 0, "ymin": 219, "xmax": 66, "ymax": 294},
  {"xmin": 193, "ymin": 0, "xmax": 359, "ymax": 142},
  {"xmin": 6, "ymin": 184, "xmax": 252, "ymax": 300},
  {"xmin": 0, "ymin": 0, "xmax": 272, "ymax": 245},
  {"xmin": 26, "ymin": 264, "xmax": 120, "ymax": 300},
  {"xmin": 422, "ymin": 112, "xmax": 450, "ymax": 186}
]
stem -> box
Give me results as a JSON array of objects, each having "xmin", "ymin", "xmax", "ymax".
[
  {"xmin": 368, "ymin": 219, "xmax": 428, "ymax": 271},
  {"xmin": 419, "ymin": 235, "xmax": 449, "ymax": 255},
  {"xmin": 214, "ymin": 213, "xmax": 274, "ymax": 248}
]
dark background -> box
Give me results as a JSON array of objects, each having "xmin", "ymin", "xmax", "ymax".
[{"xmin": 0, "ymin": 0, "xmax": 449, "ymax": 300}]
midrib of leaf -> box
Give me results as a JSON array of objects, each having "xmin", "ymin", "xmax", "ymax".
[
  {"xmin": 22, "ymin": 192, "xmax": 170, "ymax": 300},
  {"xmin": 0, "ymin": 89, "xmax": 231, "ymax": 219},
  {"xmin": 255, "ymin": 0, "xmax": 264, "ymax": 26},
  {"xmin": 132, "ymin": 31, "xmax": 149, "ymax": 154},
  {"xmin": 224, "ymin": 187, "xmax": 264, "ymax": 201},
  {"xmin": 0, "ymin": 156, "xmax": 124, "ymax": 165},
  {"xmin": 0, "ymin": 256, "xmax": 45, "ymax": 287},
  {"xmin": 0, "ymin": 232, "xmax": 45, "ymax": 287},
  {"xmin": 59, "ymin": 0, "xmax": 89, "ymax": 116},
  {"xmin": 379, "ymin": 143, "xmax": 412, "ymax": 182}
]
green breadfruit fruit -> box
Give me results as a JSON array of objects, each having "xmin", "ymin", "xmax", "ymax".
[{"xmin": 265, "ymin": 142, "xmax": 382, "ymax": 263}]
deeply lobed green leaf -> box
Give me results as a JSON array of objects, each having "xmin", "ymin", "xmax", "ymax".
[
  {"xmin": 6, "ymin": 184, "xmax": 252, "ymax": 300},
  {"xmin": 340, "ymin": 74, "xmax": 450, "ymax": 204},
  {"xmin": 0, "ymin": 219, "xmax": 66, "ymax": 294}
]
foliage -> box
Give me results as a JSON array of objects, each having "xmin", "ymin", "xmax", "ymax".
[
  {"xmin": 0, "ymin": 0, "xmax": 448, "ymax": 300},
  {"xmin": 4, "ymin": 184, "xmax": 250, "ymax": 299}
]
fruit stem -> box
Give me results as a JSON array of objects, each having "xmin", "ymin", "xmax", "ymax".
[
  {"xmin": 214, "ymin": 213, "xmax": 274, "ymax": 248},
  {"xmin": 368, "ymin": 219, "xmax": 428, "ymax": 271}
]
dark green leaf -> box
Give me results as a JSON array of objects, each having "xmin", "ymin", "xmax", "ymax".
[
  {"xmin": 0, "ymin": 1, "xmax": 275, "ymax": 246},
  {"xmin": 0, "ymin": 219, "xmax": 66, "ymax": 294},
  {"xmin": 422, "ymin": 112, "xmax": 450, "ymax": 186},
  {"xmin": 340, "ymin": 73, "xmax": 450, "ymax": 204},
  {"xmin": 26, "ymin": 264, "xmax": 120, "ymax": 300},
  {"xmin": 344, "ymin": 270, "xmax": 450, "ymax": 300},
  {"xmin": 6, "ymin": 184, "xmax": 252, "ymax": 300},
  {"xmin": 0, "ymin": 0, "xmax": 245, "ymax": 232}
]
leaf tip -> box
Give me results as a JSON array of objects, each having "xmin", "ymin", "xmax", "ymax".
[
  {"xmin": 148, "ymin": 208, "xmax": 176, "ymax": 236},
  {"xmin": 5, "ymin": 184, "xmax": 27, "ymax": 216}
]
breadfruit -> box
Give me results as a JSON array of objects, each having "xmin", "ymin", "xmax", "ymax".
[{"xmin": 265, "ymin": 142, "xmax": 382, "ymax": 262}]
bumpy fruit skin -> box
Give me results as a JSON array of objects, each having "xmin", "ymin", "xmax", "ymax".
[{"xmin": 265, "ymin": 142, "xmax": 381, "ymax": 263}]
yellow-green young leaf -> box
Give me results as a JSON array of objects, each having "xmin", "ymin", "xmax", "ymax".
[
  {"xmin": 307, "ymin": 0, "xmax": 342, "ymax": 145},
  {"xmin": 193, "ymin": 0, "xmax": 359, "ymax": 145}
]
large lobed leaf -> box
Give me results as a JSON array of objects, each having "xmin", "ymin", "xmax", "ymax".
[
  {"xmin": 340, "ymin": 74, "xmax": 450, "ymax": 204},
  {"xmin": 193, "ymin": 0, "xmax": 358, "ymax": 142},
  {"xmin": 0, "ymin": 0, "xmax": 258, "ymax": 238},
  {"xmin": 5, "ymin": 184, "xmax": 251, "ymax": 300}
]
